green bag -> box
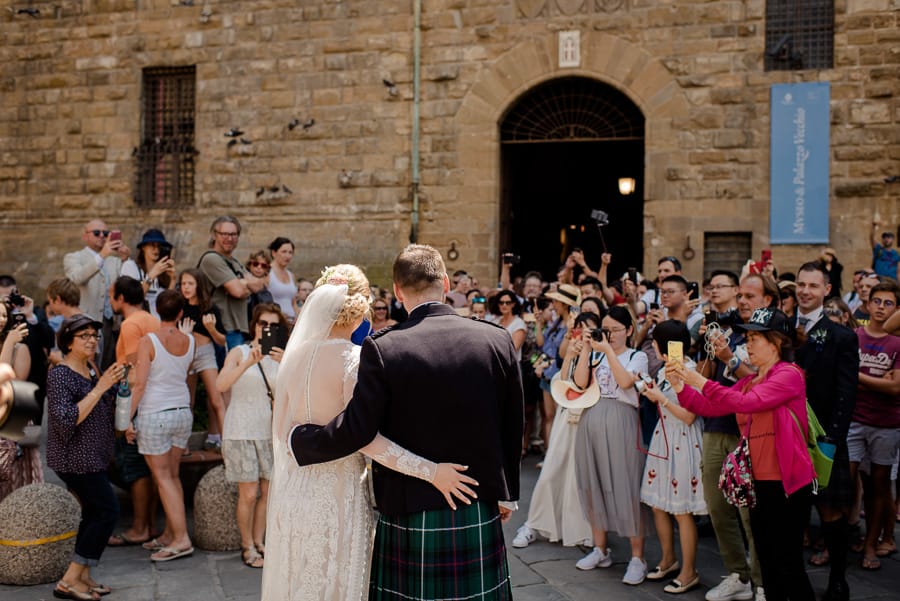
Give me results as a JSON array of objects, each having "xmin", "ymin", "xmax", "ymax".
[{"xmin": 790, "ymin": 403, "xmax": 835, "ymax": 489}]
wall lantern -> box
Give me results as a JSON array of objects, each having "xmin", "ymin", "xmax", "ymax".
[{"xmin": 618, "ymin": 177, "xmax": 636, "ymax": 196}]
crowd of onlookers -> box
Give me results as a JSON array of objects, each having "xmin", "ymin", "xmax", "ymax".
[{"xmin": 0, "ymin": 216, "xmax": 898, "ymax": 601}]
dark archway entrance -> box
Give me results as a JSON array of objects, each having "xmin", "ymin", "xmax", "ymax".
[{"xmin": 499, "ymin": 77, "xmax": 645, "ymax": 284}]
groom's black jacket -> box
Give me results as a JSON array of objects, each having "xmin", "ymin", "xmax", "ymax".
[{"xmin": 291, "ymin": 302, "xmax": 524, "ymax": 517}]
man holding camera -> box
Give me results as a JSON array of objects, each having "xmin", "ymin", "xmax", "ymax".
[{"xmin": 64, "ymin": 219, "xmax": 129, "ymax": 368}]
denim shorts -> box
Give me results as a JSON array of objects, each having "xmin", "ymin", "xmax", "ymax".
[{"xmin": 135, "ymin": 407, "xmax": 193, "ymax": 456}]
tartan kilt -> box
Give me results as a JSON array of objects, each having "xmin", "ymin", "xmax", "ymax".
[
  {"xmin": 815, "ymin": 442, "xmax": 853, "ymax": 509},
  {"xmin": 370, "ymin": 501, "xmax": 512, "ymax": 601}
]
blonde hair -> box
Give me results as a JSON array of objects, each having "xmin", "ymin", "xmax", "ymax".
[{"xmin": 316, "ymin": 264, "xmax": 371, "ymax": 328}]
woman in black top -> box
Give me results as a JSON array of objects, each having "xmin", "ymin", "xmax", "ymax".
[
  {"xmin": 176, "ymin": 269, "xmax": 227, "ymax": 445},
  {"xmin": 46, "ymin": 315, "xmax": 126, "ymax": 600}
]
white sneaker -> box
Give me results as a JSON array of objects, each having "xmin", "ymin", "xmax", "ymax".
[
  {"xmin": 575, "ymin": 547, "xmax": 612, "ymax": 570},
  {"xmin": 705, "ymin": 573, "xmax": 754, "ymax": 601},
  {"xmin": 512, "ymin": 525, "xmax": 536, "ymax": 548},
  {"xmin": 755, "ymin": 587, "xmax": 766, "ymax": 601},
  {"xmin": 622, "ymin": 556, "xmax": 648, "ymax": 585}
]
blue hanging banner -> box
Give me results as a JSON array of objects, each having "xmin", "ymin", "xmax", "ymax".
[{"xmin": 769, "ymin": 82, "xmax": 830, "ymax": 244}]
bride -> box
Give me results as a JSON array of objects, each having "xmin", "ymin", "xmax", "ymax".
[{"xmin": 261, "ymin": 264, "xmax": 478, "ymax": 601}]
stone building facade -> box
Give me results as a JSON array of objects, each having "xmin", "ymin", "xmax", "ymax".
[{"xmin": 1, "ymin": 0, "xmax": 898, "ymax": 294}]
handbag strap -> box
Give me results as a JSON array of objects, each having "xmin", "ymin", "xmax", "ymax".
[{"xmin": 257, "ymin": 362, "xmax": 274, "ymax": 403}]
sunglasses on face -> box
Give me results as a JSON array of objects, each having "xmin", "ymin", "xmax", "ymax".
[
  {"xmin": 257, "ymin": 320, "xmax": 275, "ymax": 328},
  {"xmin": 87, "ymin": 230, "xmax": 110, "ymax": 237},
  {"xmin": 824, "ymin": 307, "xmax": 843, "ymax": 317},
  {"xmin": 215, "ymin": 230, "xmax": 240, "ymax": 238},
  {"xmin": 249, "ymin": 261, "xmax": 270, "ymax": 270},
  {"xmin": 498, "ymin": 300, "xmax": 515, "ymax": 306},
  {"xmin": 373, "ymin": 306, "xmax": 388, "ymax": 311}
]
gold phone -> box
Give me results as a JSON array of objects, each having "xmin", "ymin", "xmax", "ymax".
[{"xmin": 667, "ymin": 340, "xmax": 684, "ymax": 364}]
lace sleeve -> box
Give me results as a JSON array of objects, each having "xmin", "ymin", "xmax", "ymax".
[{"xmin": 360, "ymin": 434, "xmax": 437, "ymax": 482}]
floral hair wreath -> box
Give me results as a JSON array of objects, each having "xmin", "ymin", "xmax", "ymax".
[{"xmin": 320, "ymin": 266, "xmax": 352, "ymax": 288}]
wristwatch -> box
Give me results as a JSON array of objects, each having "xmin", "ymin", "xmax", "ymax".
[{"xmin": 726, "ymin": 355, "xmax": 741, "ymax": 372}]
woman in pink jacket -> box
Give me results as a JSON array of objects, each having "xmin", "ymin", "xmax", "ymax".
[{"xmin": 666, "ymin": 308, "xmax": 815, "ymax": 601}]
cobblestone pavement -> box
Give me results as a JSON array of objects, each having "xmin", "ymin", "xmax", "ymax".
[{"xmin": 2, "ymin": 455, "xmax": 898, "ymax": 600}]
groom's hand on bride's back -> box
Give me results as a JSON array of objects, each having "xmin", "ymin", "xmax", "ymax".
[{"xmin": 432, "ymin": 463, "xmax": 479, "ymax": 511}]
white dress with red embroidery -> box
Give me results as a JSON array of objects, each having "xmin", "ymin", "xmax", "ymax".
[{"xmin": 640, "ymin": 364, "xmax": 708, "ymax": 516}]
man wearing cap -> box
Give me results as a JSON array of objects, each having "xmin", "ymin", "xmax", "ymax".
[
  {"xmin": 64, "ymin": 219, "xmax": 129, "ymax": 368},
  {"xmin": 795, "ymin": 262, "xmax": 859, "ymax": 601},
  {"xmin": 871, "ymin": 223, "xmax": 899, "ymax": 281}
]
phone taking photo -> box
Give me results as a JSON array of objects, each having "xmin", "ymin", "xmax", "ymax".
[
  {"xmin": 667, "ymin": 340, "xmax": 684, "ymax": 364},
  {"xmin": 260, "ymin": 324, "xmax": 288, "ymax": 355},
  {"xmin": 109, "ymin": 230, "xmax": 122, "ymax": 243}
]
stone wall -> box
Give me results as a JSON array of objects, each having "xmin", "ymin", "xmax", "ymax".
[{"xmin": 1, "ymin": 0, "xmax": 898, "ymax": 295}]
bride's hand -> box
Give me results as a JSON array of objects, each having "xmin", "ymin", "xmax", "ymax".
[{"xmin": 431, "ymin": 463, "xmax": 479, "ymax": 510}]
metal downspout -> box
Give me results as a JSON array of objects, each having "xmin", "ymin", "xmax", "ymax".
[{"xmin": 409, "ymin": 0, "xmax": 421, "ymax": 243}]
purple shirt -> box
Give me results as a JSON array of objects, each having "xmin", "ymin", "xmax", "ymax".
[
  {"xmin": 853, "ymin": 328, "xmax": 900, "ymax": 428},
  {"xmin": 46, "ymin": 365, "xmax": 116, "ymax": 474}
]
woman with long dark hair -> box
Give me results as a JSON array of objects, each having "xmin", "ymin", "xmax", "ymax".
[
  {"xmin": 121, "ymin": 229, "xmax": 175, "ymax": 318},
  {"xmin": 267, "ymin": 237, "xmax": 298, "ymax": 323}
]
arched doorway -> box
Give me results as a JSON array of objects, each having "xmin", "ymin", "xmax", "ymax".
[{"xmin": 499, "ymin": 76, "xmax": 645, "ymax": 283}]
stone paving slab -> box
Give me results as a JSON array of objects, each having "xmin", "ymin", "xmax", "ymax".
[{"xmin": 2, "ymin": 455, "xmax": 900, "ymax": 600}]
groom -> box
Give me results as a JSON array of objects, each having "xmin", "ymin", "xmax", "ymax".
[{"xmin": 291, "ymin": 244, "xmax": 523, "ymax": 601}]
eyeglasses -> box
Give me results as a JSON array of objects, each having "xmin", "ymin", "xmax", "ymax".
[
  {"xmin": 870, "ymin": 298, "xmax": 896, "ymax": 308},
  {"xmin": 215, "ymin": 230, "xmax": 240, "ymax": 238},
  {"xmin": 709, "ymin": 284, "xmax": 735, "ymax": 290},
  {"xmin": 74, "ymin": 332, "xmax": 100, "ymax": 341},
  {"xmin": 248, "ymin": 261, "xmax": 270, "ymax": 270},
  {"xmin": 605, "ymin": 326, "xmax": 627, "ymax": 333},
  {"xmin": 659, "ymin": 288, "xmax": 682, "ymax": 296},
  {"xmin": 498, "ymin": 300, "xmax": 515, "ymax": 306},
  {"xmin": 86, "ymin": 230, "xmax": 110, "ymax": 237}
]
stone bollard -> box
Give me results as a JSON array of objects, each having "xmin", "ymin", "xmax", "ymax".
[
  {"xmin": 192, "ymin": 465, "xmax": 241, "ymax": 551},
  {"xmin": 0, "ymin": 483, "xmax": 81, "ymax": 585}
]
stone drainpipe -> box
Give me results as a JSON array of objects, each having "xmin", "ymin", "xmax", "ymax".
[{"xmin": 409, "ymin": 0, "xmax": 422, "ymax": 243}]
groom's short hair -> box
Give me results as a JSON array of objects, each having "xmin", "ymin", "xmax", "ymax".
[{"xmin": 393, "ymin": 244, "xmax": 446, "ymax": 293}]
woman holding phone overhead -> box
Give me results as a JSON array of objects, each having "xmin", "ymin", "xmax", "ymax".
[{"xmin": 216, "ymin": 303, "xmax": 286, "ymax": 569}]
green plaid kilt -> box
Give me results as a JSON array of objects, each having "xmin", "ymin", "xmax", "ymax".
[{"xmin": 370, "ymin": 501, "xmax": 512, "ymax": 601}]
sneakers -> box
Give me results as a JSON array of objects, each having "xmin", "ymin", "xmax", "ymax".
[
  {"xmin": 622, "ymin": 557, "xmax": 648, "ymax": 585},
  {"xmin": 512, "ymin": 525, "xmax": 536, "ymax": 548},
  {"xmin": 705, "ymin": 573, "xmax": 754, "ymax": 601},
  {"xmin": 575, "ymin": 547, "xmax": 612, "ymax": 570},
  {"xmin": 755, "ymin": 587, "xmax": 766, "ymax": 601}
]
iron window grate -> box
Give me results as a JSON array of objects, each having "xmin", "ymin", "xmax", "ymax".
[
  {"xmin": 765, "ymin": 0, "xmax": 834, "ymax": 71},
  {"xmin": 135, "ymin": 66, "xmax": 197, "ymax": 207},
  {"xmin": 501, "ymin": 76, "xmax": 644, "ymax": 143}
]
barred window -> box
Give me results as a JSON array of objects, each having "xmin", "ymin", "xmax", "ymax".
[
  {"xmin": 765, "ymin": 1, "xmax": 833, "ymax": 71},
  {"xmin": 135, "ymin": 66, "xmax": 196, "ymax": 207}
]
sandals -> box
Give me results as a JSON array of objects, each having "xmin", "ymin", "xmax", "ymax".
[
  {"xmin": 151, "ymin": 546, "xmax": 194, "ymax": 562},
  {"xmin": 142, "ymin": 538, "xmax": 165, "ymax": 551},
  {"xmin": 861, "ymin": 556, "xmax": 881, "ymax": 571},
  {"xmin": 875, "ymin": 543, "xmax": 897, "ymax": 558},
  {"xmin": 255, "ymin": 542, "xmax": 265, "ymax": 557},
  {"xmin": 242, "ymin": 546, "xmax": 264, "ymax": 568},
  {"xmin": 108, "ymin": 532, "xmax": 150, "ymax": 547},
  {"xmin": 53, "ymin": 581, "xmax": 99, "ymax": 600}
]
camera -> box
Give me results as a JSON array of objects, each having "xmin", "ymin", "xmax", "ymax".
[
  {"xmin": 591, "ymin": 328, "xmax": 609, "ymax": 342},
  {"xmin": 590, "ymin": 209, "xmax": 609, "ymax": 226},
  {"xmin": 0, "ymin": 379, "xmax": 41, "ymax": 441},
  {"xmin": 705, "ymin": 308, "xmax": 739, "ymax": 328},
  {"xmin": 501, "ymin": 252, "xmax": 521, "ymax": 266},
  {"xmin": 634, "ymin": 373, "xmax": 654, "ymax": 394},
  {"xmin": 6, "ymin": 288, "xmax": 25, "ymax": 308}
]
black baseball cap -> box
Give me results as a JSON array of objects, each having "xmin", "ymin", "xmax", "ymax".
[{"xmin": 735, "ymin": 307, "xmax": 794, "ymax": 336}]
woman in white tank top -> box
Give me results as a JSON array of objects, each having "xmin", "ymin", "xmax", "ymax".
[
  {"xmin": 267, "ymin": 237, "xmax": 298, "ymax": 322},
  {"xmin": 126, "ymin": 290, "xmax": 196, "ymax": 563}
]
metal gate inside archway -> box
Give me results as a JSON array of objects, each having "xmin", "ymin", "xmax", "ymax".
[{"xmin": 499, "ymin": 76, "xmax": 645, "ymax": 284}]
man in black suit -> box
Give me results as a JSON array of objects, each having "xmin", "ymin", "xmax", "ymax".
[
  {"xmin": 795, "ymin": 262, "xmax": 859, "ymax": 601},
  {"xmin": 291, "ymin": 244, "xmax": 523, "ymax": 601}
]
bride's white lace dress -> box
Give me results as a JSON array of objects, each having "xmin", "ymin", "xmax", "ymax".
[{"xmin": 262, "ymin": 292, "xmax": 437, "ymax": 601}]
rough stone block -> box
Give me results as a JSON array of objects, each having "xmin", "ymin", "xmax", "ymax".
[
  {"xmin": 0, "ymin": 483, "xmax": 81, "ymax": 585},
  {"xmin": 193, "ymin": 465, "xmax": 241, "ymax": 552}
]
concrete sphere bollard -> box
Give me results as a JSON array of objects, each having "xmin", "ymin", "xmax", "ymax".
[
  {"xmin": 193, "ymin": 465, "xmax": 241, "ymax": 551},
  {"xmin": 0, "ymin": 483, "xmax": 81, "ymax": 585}
]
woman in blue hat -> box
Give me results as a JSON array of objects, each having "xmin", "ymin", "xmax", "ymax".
[{"xmin": 121, "ymin": 229, "xmax": 176, "ymax": 318}]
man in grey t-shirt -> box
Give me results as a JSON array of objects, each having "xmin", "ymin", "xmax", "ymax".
[{"xmin": 197, "ymin": 216, "xmax": 266, "ymax": 349}]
